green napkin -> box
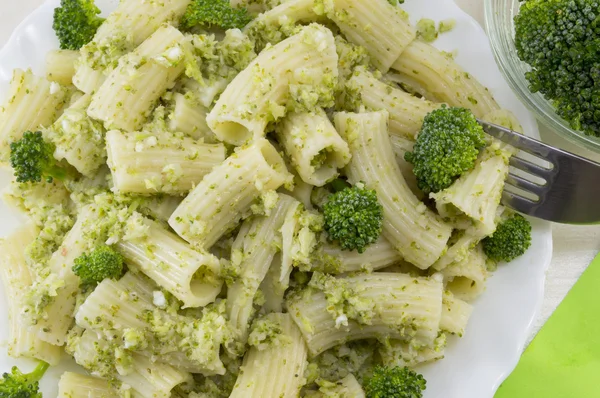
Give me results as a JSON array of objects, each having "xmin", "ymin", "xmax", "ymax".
[{"xmin": 495, "ymin": 254, "xmax": 600, "ymax": 398}]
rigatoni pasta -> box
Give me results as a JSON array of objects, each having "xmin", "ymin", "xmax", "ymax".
[
  {"xmin": 288, "ymin": 273, "xmax": 444, "ymax": 356},
  {"xmin": 46, "ymin": 94, "xmax": 107, "ymax": 177},
  {"xmin": 117, "ymin": 213, "xmax": 223, "ymax": 308},
  {"xmin": 229, "ymin": 313, "xmax": 308, "ymax": 398},
  {"xmin": 391, "ymin": 40, "xmax": 499, "ymax": 117},
  {"xmin": 105, "ymin": 129, "xmax": 226, "ymax": 194},
  {"xmin": 328, "ymin": 0, "xmax": 415, "ymax": 71},
  {"xmin": 168, "ymin": 92, "xmax": 213, "ymax": 140},
  {"xmin": 0, "ymin": 224, "xmax": 61, "ymax": 365},
  {"xmin": 346, "ymin": 67, "xmax": 440, "ymax": 139},
  {"xmin": 0, "ymin": 69, "xmax": 69, "ymax": 160},
  {"xmin": 227, "ymin": 194, "xmax": 299, "ymax": 342},
  {"xmin": 277, "ymin": 110, "xmax": 351, "ymax": 186},
  {"xmin": 57, "ymin": 372, "xmax": 115, "ymax": 398},
  {"xmin": 169, "ymin": 139, "xmax": 292, "ymax": 248},
  {"xmin": 88, "ymin": 24, "xmax": 188, "ymax": 132},
  {"xmin": 206, "ymin": 23, "xmax": 338, "ymax": 145},
  {"xmin": 46, "ymin": 49, "xmax": 80, "ymax": 86},
  {"xmin": 310, "ymin": 237, "xmax": 403, "ymax": 274}
]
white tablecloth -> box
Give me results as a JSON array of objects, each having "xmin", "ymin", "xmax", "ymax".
[{"xmin": 2, "ymin": 0, "xmax": 600, "ymax": 343}]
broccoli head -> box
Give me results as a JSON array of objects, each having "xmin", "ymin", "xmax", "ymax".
[
  {"xmin": 73, "ymin": 245, "xmax": 124, "ymax": 286},
  {"xmin": 405, "ymin": 106, "xmax": 486, "ymax": 194},
  {"xmin": 323, "ymin": 182, "xmax": 383, "ymax": 253},
  {"xmin": 0, "ymin": 361, "xmax": 48, "ymax": 398},
  {"xmin": 514, "ymin": 0, "xmax": 600, "ymax": 136},
  {"xmin": 482, "ymin": 213, "xmax": 532, "ymax": 263},
  {"xmin": 364, "ymin": 366, "xmax": 426, "ymax": 398},
  {"xmin": 53, "ymin": 0, "xmax": 105, "ymax": 50},
  {"xmin": 10, "ymin": 131, "xmax": 69, "ymax": 184},
  {"xmin": 180, "ymin": 0, "xmax": 253, "ymax": 31}
]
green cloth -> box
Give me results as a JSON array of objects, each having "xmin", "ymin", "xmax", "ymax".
[{"xmin": 495, "ymin": 254, "xmax": 600, "ymax": 398}]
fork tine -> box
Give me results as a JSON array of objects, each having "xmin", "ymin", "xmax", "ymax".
[
  {"xmin": 501, "ymin": 191, "xmax": 540, "ymax": 215},
  {"xmin": 478, "ymin": 120, "xmax": 555, "ymax": 159},
  {"xmin": 505, "ymin": 173, "xmax": 546, "ymax": 197},
  {"xmin": 509, "ymin": 156, "xmax": 553, "ymax": 179}
]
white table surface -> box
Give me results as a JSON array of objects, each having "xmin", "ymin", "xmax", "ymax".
[{"xmin": 2, "ymin": 0, "xmax": 600, "ymax": 344}]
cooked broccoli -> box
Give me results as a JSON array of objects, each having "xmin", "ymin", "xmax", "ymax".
[
  {"xmin": 405, "ymin": 107, "xmax": 486, "ymax": 194},
  {"xmin": 72, "ymin": 245, "xmax": 124, "ymax": 286},
  {"xmin": 53, "ymin": 0, "xmax": 104, "ymax": 50},
  {"xmin": 364, "ymin": 366, "xmax": 426, "ymax": 398},
  {"xmin": 180, "ymin": 0, "xmax": 253, "ymax": 31},
  {"xmin": 323, "ymin": 182, "xmax": 383, "ymax": 253},
  {"xmin": 482, "ymin": 213, "xmax": 532, "ymax": 263},
  {"xmin": 514, "ymin": 0, "xmax": 600, "ymax": 136},
  {"xmin": 10, "ymin": 131, "xmax": 70, "ymax": 184},
  {"xmin": 0, "ymin": 361, "xmax": 49, "ymax": 398}
]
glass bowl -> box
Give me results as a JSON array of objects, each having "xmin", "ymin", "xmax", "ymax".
[{"xmin": 484, "ymin": 0, "xmax": 600, "ymax": 152}]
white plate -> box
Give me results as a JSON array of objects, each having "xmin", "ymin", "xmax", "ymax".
[{"xmin": 0, "ymin": 1, "xmax": 553, "ymax": 397}]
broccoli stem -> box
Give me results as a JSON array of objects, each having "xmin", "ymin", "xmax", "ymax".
[{"xmin": 26, "ymin": 362, "xmax": 50, "ymax": 384}]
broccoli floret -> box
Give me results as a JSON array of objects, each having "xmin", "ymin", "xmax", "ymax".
[
  {"xmin": 180, "ymin": 0, "xmax": 253, "ymax": 31},
  {"xmin": 405, "ymin": 107, "xmax": 486, "ymax": 194},
  {"xmin": 53, "ymin": 0, "xmax": 104, "ymax": 50},
  {"xmin": 364, "ymin": 366, "xmax": 426, "ymax": 398},
  {"xmin": 482, "ymin": 213, "xmax": 532, "ymax": 263},
  {"xmin": 323, "ymin": 182, "xmax": 383, "ymax": 253},
  {"xmin": 0, "ymin": 361, "xmax": 49, "ymax": 398},
  {"xmin": 72, "ymin": 245, "xmax": 124, "ymax": 286},
  {"xmin": 10, "ymin": 131, "xmax": 71, "ymax": 184},
  {"xmin": 514, "ymin": 0, "xmax": 600, "ymax": 136}
]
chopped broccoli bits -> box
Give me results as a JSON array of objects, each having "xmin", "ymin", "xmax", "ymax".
[
  {"xmin": 323, "ymin": 182, "xmax": 383, "ymax": 253},
  {"xmin": 180, "ymin": 0, "xmax": 254, "ymax": 31},
  {"xmin": 53, "ymin": 0, "xmax": 104, "ymax": 50},
  {"xmin": 73, "ymin": 245, "xmax": 124, "ymax": 285},
  {"xmin": 0, "ymin": 361, "xmax": 48, "ymax": 398},
  {"xmin": 482, "ymin": 213, "xmax": 532, "ymax": 263},
  {"xmin": 364, "ymin": 366, "xmax": 426, "ymax": 398},
  {"xmin": 405, "ymin": 106, "xmax": 486, "ymax": 194}
]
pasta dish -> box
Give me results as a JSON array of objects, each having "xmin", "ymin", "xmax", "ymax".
[{"xmin": 0, "ymin": 0, "xmax": 533, "ymax": 396}]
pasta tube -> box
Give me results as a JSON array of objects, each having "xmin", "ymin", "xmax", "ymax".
[
  {"xmin": 346, "ymin": 68, "xmax": 440, "ymax": 139},
  {"xmin": 0, "ymin": 69, "xmax": 69, "ymax": 161},
  {"xmin": 206, "ymin": 24, "xmax": 338, "ymax": 145},
  {"xmin": 310, "ymin": 237, "xmax": 403, "ymax": 274},
  {"xmin": 117, "ymin": 214, "xmax": 223, "ymax": 308},
  {"xmin": 58, "ymin": 372, "xmax": 115, "ymax": 398},
  {"xmin": 277, "ymin": 110, "xmax": 351, "ymax": 186},
  {"xmin": 328, "ymin": 0, "xmax": 416, "ymax": 71},
  {"xmin": 46, "ymin": 49, "xmax": 80, "ymax": 86},
  {"xmin": 391, "ymin": 41, "xmax": 499, "ymax": 117},
  {"xmin": 227, "ymin": 194, "xmax": 299, "ymax": 341},
  {"xmin": 288, "ymin": 273, "xmax": 444, "ymax": 356},
  {"xmin": 88, "ymin": 25, "xmax": 188, "ymax": 132},
  {"xmin": 106, "ymin": 130, "xmax": 226, "ymax": 195},
  {"xmin": 0, "ymin": 224, "xmax": 61, "ymax": 365},
  {"xmin": 169, "ymin": 139, "xmax": 292, "ymax": 249},
  {"xmin": 75, "ymin": 272, "xmax": 229, "ymax": 375},
  {"xmin": 46, "ymin": 94, "xmax": 107, "ymax": 177},
  {"xmin": 229, "ymin": 313, "xmax": 308, "ymax": 398},
  {"xmin": 440, "ymin": 291, "xmax": 473, "ymax": 337}
]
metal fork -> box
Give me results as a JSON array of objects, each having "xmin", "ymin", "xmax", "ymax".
[{"xmin": 478, "ymin": 120, "xmax": 600, "ymax": 224}]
